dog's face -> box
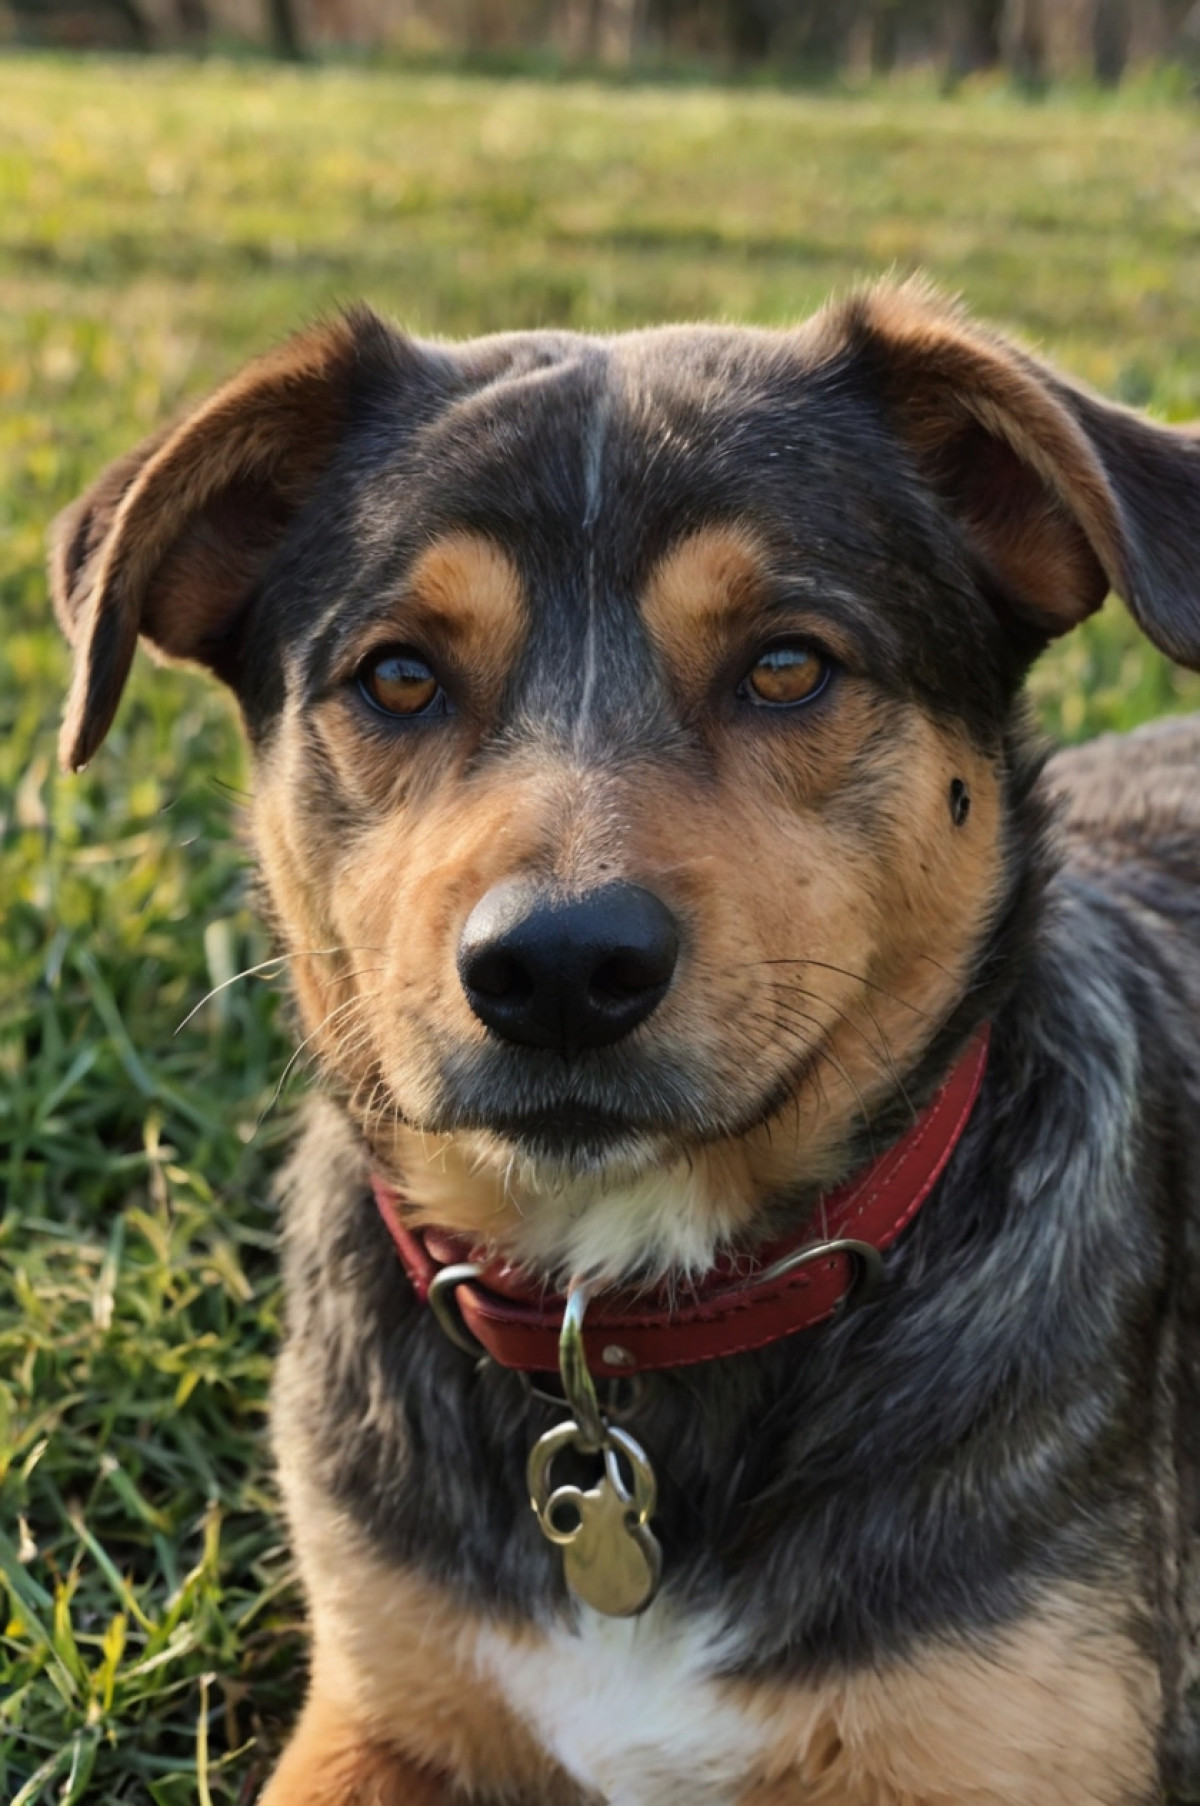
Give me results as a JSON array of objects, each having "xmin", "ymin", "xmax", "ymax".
[
  {"xmin": 52, "ymin": 286, "xmax": 1200, "ymax": 1285},
  {"xmin": 245, "ymin": 327, "xmax": 1015, "ymax": 1284}
]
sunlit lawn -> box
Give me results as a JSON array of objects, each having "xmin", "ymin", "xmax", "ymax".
[{"xmin": 3, "ymin": 52, "xmax": 1200, "ymax": 1802}]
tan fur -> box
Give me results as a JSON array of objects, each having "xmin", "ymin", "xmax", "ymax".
[
  {"xmin": 734, "ymin": 1589, "xmax": 1158, "ymax": 1806},
  {"xmin": 640, "ymin": 526, "xmax": 861, "ymax": 696},
  {"xmin": 272, "ymin": 1414, "xmax": 1155, "ymax": 1806},
  {"xmin": 282, "ymin": 711, "xmax": 1000, "ymax": 1268},
  {"xmin": 402, "ymin": 531, "xmax": 527, "ymax": 687},
  {"xmin": 314, "ymin": 534, "xmax": 527, "ymax": 811},
  {"xmin": 251, "ymin": 529, "xmax": 1002, "ymax": 1273},
  {"xmin": 260, "ymin": 1696, "xmax": 450, "ymax": 1806},
  {"xmin": 272, "ymin": 1445, "xmax": 584, "ymax": 1806},
  {"xmin": 275, "ymin": 1343, "xmax": 1156, "ymax": 1806},
  {"xmin": 639, "ymin": 525, "xmax": 775, "ymax": 703}
]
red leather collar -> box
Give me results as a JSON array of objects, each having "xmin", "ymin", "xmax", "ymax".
[{"xmin": 373, "ymin": 1025, "xmax": 989, "ymax": 1376}]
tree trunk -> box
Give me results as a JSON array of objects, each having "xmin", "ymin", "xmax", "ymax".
[
  {"xmin": 267, "ymin": 0, "xmax": 304, "ymax": 59},
  {"xmin": 869, "ymin": 0, "xmax": 899, "ymax": 74},
  {"xmin": 106, "ymin": 0, "xmax": 154, "ymax": 48},
  {"xmin": 1002, "ymin": 0, "xmax": 1046, "ymax": 85},
  {"xmin": 728, "ymin": 0, "xmax": 777, "ymax": 63},
  {"xmin": 799, "ymin": 0, "xmax": 862, "ymax": 71},
  {"xmin": 1092, "ymin": 0, "xmax": 1131, "ymax": 84},
  {"xmin": 176, "ymin": 0, "xmax": 208, "ymax": 46},
  {"xmin": 955, "ymin": 0, "xmax": 1004, "ymax": 70}
]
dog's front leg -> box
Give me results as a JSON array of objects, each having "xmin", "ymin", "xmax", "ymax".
[{"xmin": 260, "ymin": 1689, "xmax": 454, "ymax": 1806}]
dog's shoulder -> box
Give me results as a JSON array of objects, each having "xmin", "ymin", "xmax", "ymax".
[
  {"xmin": 1045, "ymin": 716, "xmax": 1200, "ymax": 1799},
  {"xmin": 1044, "ymin": 714, "xmax": 1200, "ymax": 994},
  {"xmin": 1047, "ymin": 713, "xmax": 1200, "ymax": 885}
]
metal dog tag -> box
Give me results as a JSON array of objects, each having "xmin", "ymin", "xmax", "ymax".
[
  {"xmin": 528, "ymin": 1421, "xmax": 662, "ymax": 1617},
  {"xmin": 525, "ymin": 1282, "xmax": 664, "ymax": 1616}
]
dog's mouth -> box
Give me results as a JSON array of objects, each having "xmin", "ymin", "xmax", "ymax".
[
  {"xmin": 419, "ymin": 1033, "xmax": 830, "ymax": 1170},
  {"xmin": 465, "ymin": 1104, "xmax": 655, "ymax": 1166},
  {"xmin": 417, "ymin": 1040, "xmax": 720, "ymax": 1156}
]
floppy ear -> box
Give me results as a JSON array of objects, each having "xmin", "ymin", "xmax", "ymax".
[
  {"xmin": 51, "ymin": 308, "xmax": 396, "ymax": 773},
  {"xmin": 825, "ymin": 282, "xmax": 1200, "ymax": 668}
]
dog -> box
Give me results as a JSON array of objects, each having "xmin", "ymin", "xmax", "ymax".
[{"xmin": 51, "ymin": 281, "xmax": 1200, "ymax": 1805}]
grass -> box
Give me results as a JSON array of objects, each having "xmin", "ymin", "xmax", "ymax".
[{"xmin": 3, "ymin": 51, "xmax": 1200, "ymax": 1802}]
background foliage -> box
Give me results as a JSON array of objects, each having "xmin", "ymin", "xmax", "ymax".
[
  {"xmin": 3, "ymin": 52, "xmax": 1200, "ymax": 1802},
  {"xmin": 3, "ymin": 0, "xmax": 1199, "ymax": 92}
]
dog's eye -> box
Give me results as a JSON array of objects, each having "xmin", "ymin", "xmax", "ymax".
[
  {"xmin": 357, "ymin": 649, "xmax": 445, "ymax": 718},
  {"xmin": 743, "ymin": 642, "xmax": 830, "ymax": 707}
]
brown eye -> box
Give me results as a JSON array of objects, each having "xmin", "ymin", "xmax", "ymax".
[
  {"xmin": 744, "ymin": 642, "xmax": 830, "ymax": 707},
  {"xmin": 358, "ymin": 649, "xmax": 445, "ymax": 718}
]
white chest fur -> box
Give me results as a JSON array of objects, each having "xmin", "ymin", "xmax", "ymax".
[{"xmin": 474, "ymin": 1603, "xmax": 760, "ymax": 1806}]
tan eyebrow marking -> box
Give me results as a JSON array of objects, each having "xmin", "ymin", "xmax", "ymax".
[
  {"xmin": 402, "ymin": 531, "xmax": 526, "ymax": 687},
  {"xmin": 640, "ymin": 525, "xmax": 772, "ymax": 696}
]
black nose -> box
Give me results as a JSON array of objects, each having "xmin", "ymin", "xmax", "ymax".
[{"xmin": 458, "ymin": 881, "xmax": 679, "ymax": 1053}]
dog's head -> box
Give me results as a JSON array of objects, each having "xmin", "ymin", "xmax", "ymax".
[{"xmin": 52, "ymin": 284, "xmax": 1200, "ymax": 1286}]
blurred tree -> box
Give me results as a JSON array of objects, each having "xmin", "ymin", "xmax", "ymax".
[
  {"xmin": 1002, "ymin": 0, "xmax": 1047, "ymax": 85},
  {"xmin": 953, "ymin": 0, "xmax": 1004, "ymax": 69},
  {"xmin": 266, "ymin": 0, "xmax": 303, "ymax": 55},
  {"xmin": 867, "ymin": 0, "xmax": 900, "ymax": 70},
  {"xmin": 793, "ymin": 0, "xmax": 864, "ymax": 69},
  {"xmin": 1092, "ymin": 0, "xmax": 1131, "ymax": 83},
  {"xmin": 175, "ymin": 0, "xmax": 208, "ymax": 43},
  {"xmin": 7, "ymin": 0, "xmax": 153, "ymax": 43},
  {"xmin": 4, "ymin": 0, "xmax": 1191, "ymax": 80}
]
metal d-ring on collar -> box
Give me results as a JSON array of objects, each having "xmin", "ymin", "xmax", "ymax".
[
  {"xmin": 427, "ymin": 1260, "xmax": 639, "ymax": 1448},
  {"xmin": 753, "ymin": 1235, "xmax": 884, "ymax": 1307},
  {"xmin": 427, "ymin": 1261, "xmax": 487, "ymax": 1359}
]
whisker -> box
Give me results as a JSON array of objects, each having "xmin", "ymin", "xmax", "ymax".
[
  {"xmin": 259, "ymin": 989, "xmax": 378, "ymax": 1125},
  {"xmin": 174, "ymin": 944, "xmax": 384, "ymax": 1034},
  {"xmin": 772, "ymin": 981, "xmax": 914, "ymax": 1118},
  {"xmin": 759, "ymin": 999, "xmax": 878, "ymax": 1147},
  {"xmin": 813, "ymin": 1047, "xmax": 877, "ymax": 1151},
  {"xmin": 348, "ymin": 1068, "xmax": 384, "ymax": 1136},
  {"xmin": 773, "ymin": 983, "xmax": 890, "ymax": 1065},
  {"xmin": 750, "ymin": 957, "xmax": 935, "ymax": 1022},
  {"xmin": 360, "ymin": 1074, "xmax": 395, "ymax": 1147},
  {"xmin": 175, "ymin": 953, "xmax": 294, "ymax": 1033}
]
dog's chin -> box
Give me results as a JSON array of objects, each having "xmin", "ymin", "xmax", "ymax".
[
  {"xmin": 367, "ymin": 1060, "xmax": 835, "ymax": 1287},
  {"xmin": 478, "ymin": 1113, "xmax": 669, "ymax": 1182},
  {"xmin": 392, "ymin": 1119, "xmax": 752, "ymax": 1290}
]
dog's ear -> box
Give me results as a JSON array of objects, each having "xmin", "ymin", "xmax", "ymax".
[
  {"xmin": 52, "ymin": 308, "xmax": 398, "ymax": 772},
  {"xmin": 825, "ymin": 283, "xmax": 1200, "ymax": 667}
]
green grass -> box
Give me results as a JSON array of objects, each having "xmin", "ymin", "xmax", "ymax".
[{"xmin": 4, "ymin": 52, "xmax": 1200, "ymax": 1802}]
